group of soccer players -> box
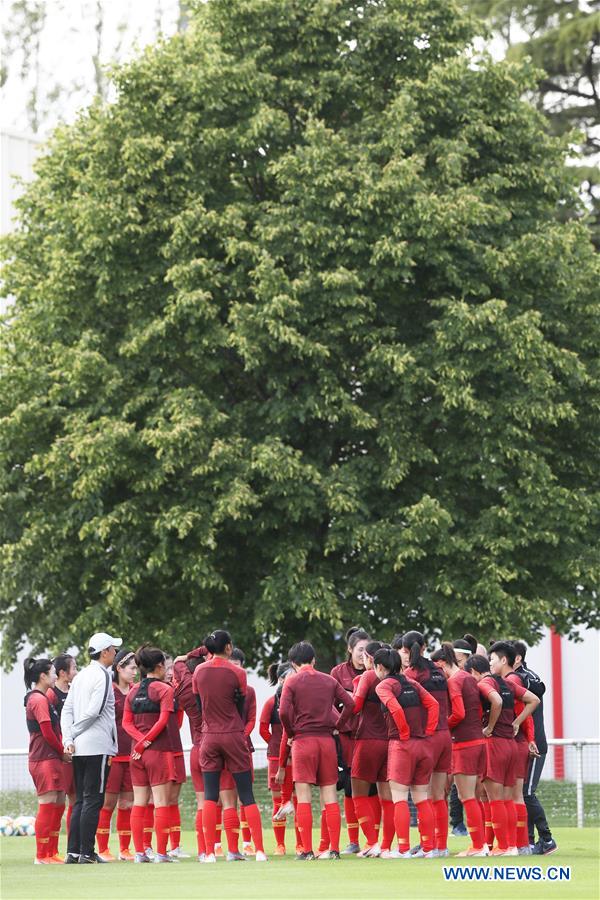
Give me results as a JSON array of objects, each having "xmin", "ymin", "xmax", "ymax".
[{"xmin": 24, "ymin": 624, "xmax": 555, "ymax": 864}]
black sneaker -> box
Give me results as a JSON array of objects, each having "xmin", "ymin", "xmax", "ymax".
[
  {"xmin": 532, "ymin": 838, "xmax": 557, "ymax": 856},
  {"xmin": 451, "ymin": 824, "xmax": 468, "ymax": 837},
  {"xmin": 79, "ymin": 853, "xmax": 108, "ymax": 864},
  {"xmin": 65, "ymin": 853, "xmax": 80, "ymax": 864},
  {"xmin": 295, "ymin": 851, "xmax": 316, "ymax": 861}
]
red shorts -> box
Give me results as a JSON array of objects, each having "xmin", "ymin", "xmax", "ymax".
[
  {"xmin": 29, "ymin": 757, "xmax": 64, "ymax": 795},
  {"xmin": 190, "ymin": 744, "xmax": 204, "ymax": 793},
  {"xmin": 338, "ymin": 732, "xmax": 354, "ymax": 768},
  {"xmin": 387, "ymin": 738, "xmax": 433, "ymax": 787},
  {"xmin": 351, "ymin": 739, "xmax": 388, "ymax": 783},
  {"xmin": 268, "ymin": 757, "xmax": 293, "ymax": 793},
  {"xmin": 106, "ymin": 759, "xmax": 133, "ymax": 794},
  {"xmin": 452, "ymin": 741, "xmax": 486, "ymax": 777},
  {"xmin": 513, "ymin": 740, "xmax": 530, "ymax": 781},
  {"xmin": 484, "ymin": 737, "xmax": 516, "ymax": 787},
  {"xmin": 62, "ymin": 760, "xmax": 75, "ymax": 795},
  {"xmin": 429, "ymin": 730, "xmax": 452, "ymax": 774},
  {"xmin": 130, "ymin": 749, "xmax": 185, "ymax": 787},
  {"xmin": 200, "ymin": 732, "xmax": 251, "ymax": 775},
  {"xmin": 292, "ymin": 735, "xmax": 338, "ymax": 786}
]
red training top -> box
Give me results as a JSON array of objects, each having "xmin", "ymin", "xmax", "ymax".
[
  {"xmin": 192, "ymin": 657, "xmax": 247, "ymax": 734},
  {"xmin": 446, "ymin": 668, "xmax": 484, "ymax": 744},
  {"xmin": 375, "ymin": 675, "xmax": 439, "ymax": 740},
  {"xmin": 173, "ymin": 660, "xmax": 203, "ymax": 745},
  {"xmin": 260, "ymin": 694, "xmax": 283, "ymax": 759},
  {"xmin": 349, "ymin": 669, "xmax": 388, "ymax": 741},
  {"xmin": 404, "ymin": 661, "xmax": 450, "ymax": 732},
  {"xmin": 25, "ymin": 690, "xmax": 63, "ymax": 761},
  {"xmin": 123, "ymin": 679, "xmax": 175, "ymax": 754},
  {"xmin": 279, "ymin": 667, "xmax": 354, "ymax": 737},
  {"xmin": 477, "ymin": 674, "xmax": 527, "ymax": 739},
  {"xmin": 113, "ymin": 684, "xmax": 132, "ymax": 762},
  {"xmin": 330, "ymin": 660, "xmax": 363, "ymax": 736},
  {"xmin": 506, "ymin": 672, "xmax": 535, "ymax": 743}
]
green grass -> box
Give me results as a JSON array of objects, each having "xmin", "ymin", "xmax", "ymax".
[{"xmin": 0, "ymin": 828, "xmax": 598, "ymax": 899}]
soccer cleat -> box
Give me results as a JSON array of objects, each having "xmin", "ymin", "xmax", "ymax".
[
  {"xmin": 34, "ymin": 856, "xmax": 63, "ymax": 865},
  {"xmin": 384, "ymin": 849, "xmax": 413, "ymax": 859},
  {"xmin": 242, "ymin": 842, "xmax": 255, "ymax": 856},
  {"xmin": 48, "ymin": 854, "xmax": 65, "ymax": 863},
  {"xmin": 295, "ymin": 851, "xmax": 316, "ymax": 861},
  {"xmin": 154, "ymin": 853, "xmax": 176, "ymax": 863},
  {"xmin": 409, "ymin": 844, "xmax": 422, "ymax": 856},
  {"xmin": 505, "ymin": 847, "xmax": 519, "ymax": 856},
  {"xmin": 197, "ymin": 853, "xmax": 206, "ymax": 863},
  {"xmin": 144, "ymin": 846, "xmax": 155, "ymax": 860},
  {"xmin": 202, "ymin": 853, "xmax": 217, "ymax": 864},
  {"xmin": 412, "ymin": 848, "xmax": 438, "ymax": 858},
  {"xmin": 65, "ymin": 853, "xmax": 80, "ymax": 864},
  {"xmin": 168, "ymin": 847, "xmax": 190, "ymax": 859},
  {"xmin": 341, "ymin": 842, "xmax": 360, "ymax": 855},
  {"xmin": 358, "ymin": 842, "xmax": 381, "ymax": 858},
  {"xmin": 273, "ymin": 800, "xmax": 294, "ymax": 821},
  {"xmin": 134, "ymin": 852, "xmax": 151, "ymax": 863},
  {"xmin": 226, "ymin": 851, "xmax": 247, "ymax": 862},
  {"xmin": 97, "ymin": 851, "xmax": 117, "ymax": 862},
  {"xmin": 79, "ymin": 853, "xmax": 108, "ymax": 864},
  {"xmin": 437, "ymin": 849, "xmax": 450, "ymax": 858},
  {"xmin": 214, "ymin": 843, "xmax": 223, "ymax": 857},
  {"xmin": 317, "ymin": 849, "xmax": 340, "ymax": 860},
  {"xmin": 490, "ymin": 847, "xmax": 509, "ymax": 856},
  {"xmin": 518, "ymin": 845, "xmax": 532, "ymax": 855},
  {"xmin": 119, "ymin": 849, "xmax": 135, "ymax": 861},
  {"xmin": 451, "ymin": 823, "xmax": 468, "ymax": 837},
  {"xmin": 456, "ymin": 846, "xmax": 489, "ymax": 858},
  {"xmin": 274, "ymin": 844, "xmax": 286, "ymax": 855},
  {"xmin": 255, "ymin": 851, "xmax": 268, "ymax": 862},
  {"xmin": 532, "ymin": 838, "xmax": 558, "ymax": 855}
]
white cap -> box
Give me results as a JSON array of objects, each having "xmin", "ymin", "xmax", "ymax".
[{"xmin": 88, "ymin": 632, "xmax": 122, "ymax": 653}]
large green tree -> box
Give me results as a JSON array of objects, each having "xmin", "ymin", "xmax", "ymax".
[{"xmin": 1, "ymin": 0, "xmax": 598, "ymax": 669}]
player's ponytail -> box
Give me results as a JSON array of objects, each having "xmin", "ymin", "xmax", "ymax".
[
  {"xmin": 402, "ymin": 630, "xmax": 427, "ymax": 671},
  {"xmin": 463, "ymin": 634, "xmax": 478, "ymax": 655},
  {"xmin": 373, "ymin": 648, "xmax": 401, "ymax": 675},
  {"xmin": 430, "ymin": 642, "xmax": 458, "ymax": 668},
  {"xmin": 135, "ymin": 644, "xmax": 165, "ymax": 677},
  {"xmin": 268, "ymin": 661, "xmax": 291, "ymax": 686},
  {"xmin": 23, "ymin": 657, "xmax": 53, "ymax": 690},
  {"xmin": 204, "ymin": 629, "xmax": 232, "ymax": 656}
]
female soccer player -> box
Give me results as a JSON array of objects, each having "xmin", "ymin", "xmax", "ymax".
[
  {"xmin": 278, "ymin": 640, "xmax": 354, "ymax": 860},
  {"xmin": 349, "ymin": 640, "xmax": 394, "ymax": 858},
  {"xmin": 374, "ymin": 648, "xmax": 439, "ymax": 859},
  {"xmin": 465, "ymin": 651, "xmax": 538, "ymax": 856},
  {"xmin": 260, "ymin": 662, "xmax": 294, "ymax": 854},
  {"xmin": 96, "ymin": 649, "xmax": 137, "ymax": 861},
  {"xmin": 227, "ymin": 647, "xmax": 257, "ymax": 857},
  {"xmin": 24, "ymin": 657, "xmax": 69, "ymax": 864},
  {"xmin": 402, "ymin": 632, "xmax": 452, "ymax": 857},
  {"xmin": 431, "ymin": 643, "xmax": 488, "ymax": 856},
  {"xmin": 173, "ymin": 646, "xmax": 207, "ymax": 860},
  {"xmin": 46, "ymin": 653, "xmax": 77, "ymax": 855},
  {"xmin": 123, "ymin": 644, "xmax": 184, "ymax": 864},
  {"xmin": 330, "ymin": 626, "xmax": 370, "ymax": 853},
  {"xmin": 193, "ymin": 630, "xmax": 266, "ymax": 863}
]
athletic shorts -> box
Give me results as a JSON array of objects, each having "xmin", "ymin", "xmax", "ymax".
[
  {"xmin": 106, "ymin": 759, "xmax": 133, "ymax": 794},
  {"xmin": 62, "ymin": 759, "xmax": 75, "ymax": 795},
  {"xmin": 429, "ymin": 730, "xmax": 452, "ymax": 774},
  {"xmin": 268, "ymin": 757, "xmax": 293, "ymax": 793},
  {"xmin": 387, "ymin": 738, "xmax": 433, "ymax": 786},
  {"xmin": 190, "ymin": 744, "xmax": 204, "ymax": 793},
  {"xmin": 292, "ymin": 735, "xmax": 338, "ymax": 786},
  {"xmin": 200, "ymin": 732, "xmax": 251, "ymax": 775},
  {"xmin": 338, "ymin": 732, "xmax": 354, "ymax": 768},
  {"xmin": 484, "ymin": 737, "xmax": 516, "ymax": 787},
  {"xmin": 130, "ymin": 749, "xmax": 185, "ymax": 787},
  {"xmin": 513, "ymin": 740, "xmax": 530, "ymax": 781},
  {"xmin": 451, "ymin": 740, "xmax": 486, "ymax": 777},
  {"xmin": 29, "ymin": 757, "xmax": 64, "ymax": 795},
  {"xmin": 351, "ymin": 739, "xmax": 388, "ymax": 783}
]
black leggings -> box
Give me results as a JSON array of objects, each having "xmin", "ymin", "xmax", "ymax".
[{"xmin": 203, "ymin": 769, "xmax": 255, "ymax": 807}]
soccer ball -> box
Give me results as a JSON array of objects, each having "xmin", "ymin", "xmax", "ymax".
[
  {"xmin": 13, "ymin": 815, "xmax": 36, "ymax": 836},
  {"xmin": 0, "ymin": 816, "xmax": 15, "ymax": 836}
]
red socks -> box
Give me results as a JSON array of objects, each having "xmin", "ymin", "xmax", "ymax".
[
  {"xmin": 325, "ymin": 802, "xmax": 341, "ymax": 853},
  {"xmin": 344, "ymin": 796, "xmax": 359, "ymax": 846},
  {"xmin": 96, "ymin": 806, "xmax": 112, "ymax": 854},
  {"xmin": 130, "ymin": 805, "xmax": 146, "ymax": 853},
  {"xmin": 223, "ymin": 807, "xmax": 240, "ymax": 853},
  {"xmin": 353, "ymin": 796, "xmax": 377, "ymax": 846},
  {"xmin": 49, "ymin": 803, "xmax": 64, "ymax": 856},
  {"xmin": 292, "ymin": 795, "xmax": 302, "ymax": 851},
  {"xmin": 272, "ymin": 796, "xmax": 286, "ymax": 847},
  {"xmin": 380, "ymin": 799, "xmax": 395, "ymax": 851},
  {"xmin": 243, "ymin": 803, "xmax": 264, "ymax": 853},
  {"xmin": 505, "ymin": 800, "xmax": 517, "ymax": 848},
  {"xmin": 154, "ymin": 806, "xmax": 170, "ymax": 856},
  {"xmin": 195, "ymin": 807, "xmax": 206, "ymax": 855},
  {"xmin": 432, "ymin": 799, "xmax": 448, "ymax": 851},
  {"xmin": 144, "ymin": 803, "xmax": 154, "ymax": 850},
  {"xmin": 483, "ymin": 799, "xmax": 494, "ymax": 848},
  {"xmin": 169, "ymin": 804, "xmax": 180, "ymax": 850},
  {"xmin": 490, "ymin": 800, "xmax": 508, "ymax": 850},
  {"xmin": 463, "ymin": 797, "xmax": 485, "ymax": 850},
  {"xmin": 415, "ymin": 799, "xmax": 435, "ymax": 853},
  {"xmin": 203, "ymin": 800, "xmax": 218, "ymax": 855},
  {"xmin": 35, "ymin": 803, "xmax": 53, "ymax": 859},
  {"xmin": 239, "ymin": 804, "xmax": 252, "ymax": 844},
  {"xmin": 516, "ymin": 802, "xmax": 528, "ymax": 848},
  {"xmin": 317, "ymin": 808, "xmax": 329, "ymax": 853},
  {"xmin": 369, "ymin": 794, "xmax": 382, "ymax": 840},
  {"xmin": 297, "ymin": 803, "xmax": 313, "ymax": 854},
  {"xmin": 394, "ymin": 800, "xmax": 410, "ymax": 852},
  {"xmin": 117, "ymin": 807, "xmax": 131, "ymax": 853},
  {"xmin": 215, "ymin": 803, "xmax": 222, "ymax": 848}
]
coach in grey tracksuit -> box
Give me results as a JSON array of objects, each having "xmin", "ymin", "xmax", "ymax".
[{"xmin": 61, "ymin": 632, "xmax": 120, "ymax": 863}]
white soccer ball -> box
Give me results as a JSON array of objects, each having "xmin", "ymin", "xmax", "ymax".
[
  {"xmin": 13, "ymin": 815, "xmax": 36, "ymax": 837},
  {"xmin": 0, "ymin": 816, "xmax": 15, "ymax": 836}
]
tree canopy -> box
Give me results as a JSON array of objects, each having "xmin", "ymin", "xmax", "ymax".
[{"xmin": 1, "ymin": 0, "xmax": 598, "ymax": 669}]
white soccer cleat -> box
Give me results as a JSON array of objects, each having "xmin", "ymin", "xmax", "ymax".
[
  {"xmin": 255, "ymin": 850, "xmax": 268, "ymax": 862},
  {"xmin": 202, "ymin": 853, "xmax": 217, "ymax": 863},
  {"xmin": 168, "ymin": 847, "xmax": 190, "ymax": 859}
]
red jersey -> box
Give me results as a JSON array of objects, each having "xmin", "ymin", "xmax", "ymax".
[
  {"xmin": 279, "ymin": 667, "xmax": 354, "ymax": 736},
  {"xmin": 404, "ymin": 661, "xmax": 449, "ymax": 732},
  {"xmin": 124, "ymin": 679, "xmax": 175, "ymax": 751},
  {"xmin": 506, "ymin": 671, "xmax": 535, "ymax": 743},
  {"xmin": 447, "ymin": 668, "xmax": 483, "ymax": 743},
  {"xmin": 375, "ymin": 675, "xmax": 439, "ymax": 740},
  {"xmin": 46, "ymin": 685, "xmax": 69, "ymax": 719},
  {"xmin": 192, "ymin": 656, "xmax": 247, "ymax": 734},
  {"xmin": 113, "ymin": 684, "xmax": 132, "ymax": 760},
  {"xmin": 352, "ymin": 669, "xmax": 388, "ymax": 741},
  {"xmin": 330, "ymin": 660, "xmax": 363, "ymax": 735},
  {"xmin": 478, "ymin": 674, "xmax": 527, "ymax": 739},
  {"xmin": 173, "ymin": 660, "xmax": 203, "ymax": 745},
  {"xmin": 25, "ymin": 690, "xmax": 62, "ymax": 762},
  {"xmin": 243, "ymin": 685, "xmax": 256, "ymax": 749},
  {"xmin": 259, "ymin": 694, "xmax": 283, "ymax": 758}
]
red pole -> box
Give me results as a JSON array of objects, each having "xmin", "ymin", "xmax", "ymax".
[{"xmin": 550, "ymin": 626, "xmax": 564, "ymax": 779}]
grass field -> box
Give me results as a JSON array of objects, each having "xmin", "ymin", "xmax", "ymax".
[{"xmin": 1, "ymin": 827, "xmax": 598, "ymax": 900}]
